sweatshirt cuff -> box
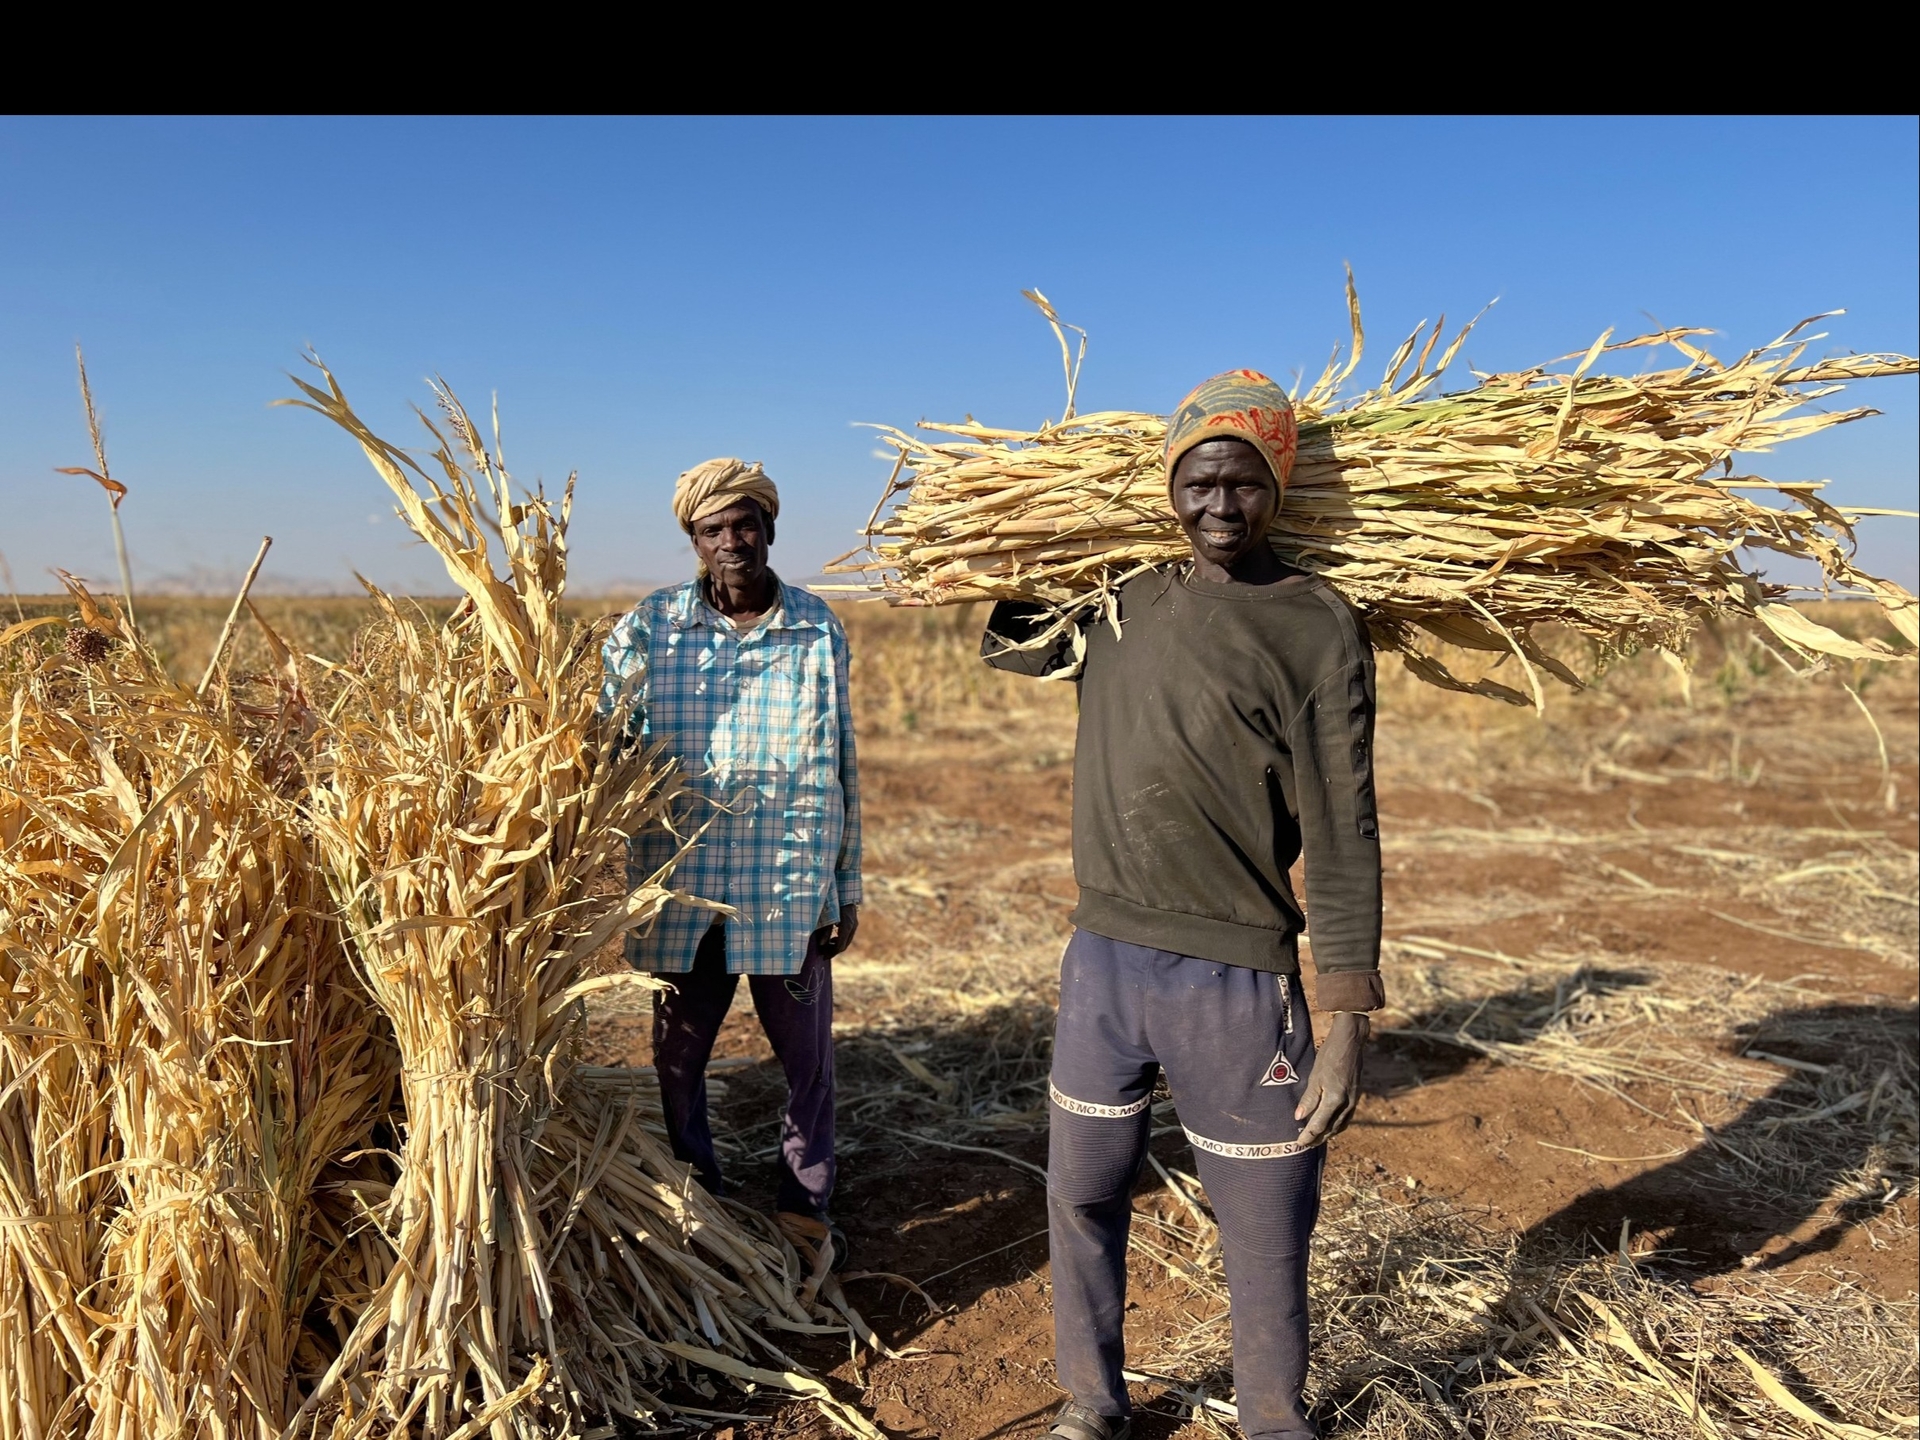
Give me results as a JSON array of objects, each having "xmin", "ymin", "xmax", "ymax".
[{"xmin": 1316, "ymin": 969, "xmax": 1385, "ymax": 1013}]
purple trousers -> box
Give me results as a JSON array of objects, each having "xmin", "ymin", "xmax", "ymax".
[{"xmin": 651, "ymin": 922, "xmax": 836, "ymax": 1217}]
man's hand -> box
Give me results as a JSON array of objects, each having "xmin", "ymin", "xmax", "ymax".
[
  {"xmin": 1295, "ymin": 1011, "xmax": 1369, "ymax": 1147},
  {"xmin": 814, "ymin": 903, "xmax": 859, "ymax": 958}
]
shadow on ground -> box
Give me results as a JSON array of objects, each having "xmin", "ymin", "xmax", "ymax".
[
  {"xmin": 1519, "ymin": 1000, "xmax": 1918, "ymax": 1276},
  {"xmin": 704, "ymin": 966, "xmax": 1915, "ymax": 1319},
  {"xmin": 710, "ymin": 996, "xmax": 1059, "ymax": 1339}
]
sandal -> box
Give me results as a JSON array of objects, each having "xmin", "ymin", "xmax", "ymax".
[{"xmin": 1047, "ymin": 1400, "xmax": 1131, "ymax": 1440}]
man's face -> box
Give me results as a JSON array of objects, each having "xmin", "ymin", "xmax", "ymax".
[
  {"xmin": 691, "ymin": 500, "xmax": 772, "ymax": 587},
  {"xmin": 1169, "ymin": 438, "xmax": 1280, "ymax": 571}
]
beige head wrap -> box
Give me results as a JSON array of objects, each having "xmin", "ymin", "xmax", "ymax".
[{"xmin": 672, "ymin": 457, "xmax": 781, "ymax": 533}]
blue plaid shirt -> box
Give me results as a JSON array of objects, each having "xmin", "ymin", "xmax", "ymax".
[{"xmin": 598, "ymin": 578, "xmax": 862, "ymax": 976}]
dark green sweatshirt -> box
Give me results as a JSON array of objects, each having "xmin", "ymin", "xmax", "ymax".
[{"xmin": 983, "ymin": 567, "xmax": 1384, "ymax": 1011}]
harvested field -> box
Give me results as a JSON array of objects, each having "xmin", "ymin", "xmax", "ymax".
[
  {"xmin": 9, "ymin": 591, "xmax": 1914, "ymax": 1438},
  {"xmin": 586, "ymin": 598, "xmax": 1917, "ymax": 1438}
]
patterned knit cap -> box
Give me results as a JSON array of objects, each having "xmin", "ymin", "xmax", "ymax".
[
  {"xmin": 671, "ymin": 457, "xmax": 780, "ymax": 533},
  {"xmin": 1164, "ymin": 370, "xmax": 1298, "ymax": 491}
]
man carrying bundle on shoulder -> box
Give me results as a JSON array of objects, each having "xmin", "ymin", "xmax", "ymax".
[
  {"xmin": 982, "ymin": 372, "xmax": 1382, "ymax": 1440},
  {"xmin": 599, "ymin": 458, "xmax": 862, "ymax": 1273}
]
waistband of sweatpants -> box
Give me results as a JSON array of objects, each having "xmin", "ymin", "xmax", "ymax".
[{"xmin": 1070, "ymin": 889, "xmax": 1300, "ymax": 974}]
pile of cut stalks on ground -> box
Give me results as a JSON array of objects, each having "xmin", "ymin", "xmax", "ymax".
[
  {"xmin": 1131, "ymin": 1172, "xmax": 1918, "ymax": 1440},
  {"xmin": 830, "ymin": 279, "xmax": 1918, "ymax": 706},
  {"xmin": 1117, "ymin": 957, "xmax": 1919, "ymax": 1439},
  {"xmin": 0, "ymin": 368, "xmax": 885, "ymax": 1440}
]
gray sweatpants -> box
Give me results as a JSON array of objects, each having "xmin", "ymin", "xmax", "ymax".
[{"xmin": 1048, "ymin": 929, "xmax": 1325, "ymax": 1440}]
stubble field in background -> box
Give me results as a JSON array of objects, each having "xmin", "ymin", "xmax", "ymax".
[{"xmin": 19, "ymin": 590, "xmax": 1915, "ymax": 1439}]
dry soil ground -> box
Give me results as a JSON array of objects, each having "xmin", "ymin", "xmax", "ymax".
[
  {"xmin": 25, "ymin": 593, "xmax": 1911, "ymax": 1437},
  {"xmin": 572, "ymin": 604, "xmax": 1919, "ymax": 1440}
]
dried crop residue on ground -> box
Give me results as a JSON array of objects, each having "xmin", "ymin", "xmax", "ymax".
[
  {"xmin": 32, "ymin": 594, "xmax": 1911, "ymax": 1436},
  {"xmin": 581, "ymin": 600, "xmax": 1917, "ymax": 1438}
]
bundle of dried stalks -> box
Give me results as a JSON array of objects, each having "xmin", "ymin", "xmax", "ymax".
[
  {"xmin": 833, "ymin": 284, "xmax": 1918, "ymax": 705},
  {"xmin": 2, "ymin": 370, "xmax": 886, "ymax": 1436},
  {"xmin": 0, "ymin": 589, "xmax": 389, "ymax": 1440},
  {"xmin": 284, "ymin": 368, "xmax": 881, "ymax": 1439}
]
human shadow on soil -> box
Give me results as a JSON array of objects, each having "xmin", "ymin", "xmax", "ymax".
[
  {"xmin": 1364, "ymin": 966, "xmax": 1916, "ymax": 1278},
  {"xmin": 1361, "ymin": 963, "xmax": 1661, "ymax": 1103},
  {"xmin": 1518, "ymin": 999, "xmax": 1918, "ymax": 1277},
  {"xmin": 699, "ymin": 968, "xmax": 1918, "ymax": 1267},
  {"xmin": 1300, "ymin": 993, "xmax": 1918, "ymax": 1435},
  {"xmin": 1176, "ymin": 978, "xmax": 1913, "ymax": 1436},
  {"xmin": 707, "ymin": 994, "xmax": 1060, "ymax": 1335}
]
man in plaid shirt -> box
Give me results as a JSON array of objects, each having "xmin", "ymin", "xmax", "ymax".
[{"xmin": 599, "ymin": 457, "xmax": 862, "ymax": 1267}]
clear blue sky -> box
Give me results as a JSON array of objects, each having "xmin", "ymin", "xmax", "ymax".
[{"xmin": 3, "ymin": 116, "xmax": 1914, "ymax": 597}]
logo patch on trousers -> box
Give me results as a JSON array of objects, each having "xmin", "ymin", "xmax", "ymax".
[
  {"xmin": 1259, "ymin": 1050, "xmax": 1298, "ymax": 1087},
  {"xmin": 784, "ymin": 971, "xmax": 821, "ymax": 1006}
]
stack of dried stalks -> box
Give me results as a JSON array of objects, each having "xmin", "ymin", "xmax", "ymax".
[
  {"xmin": 833, "ymin": 284, "xmax": 1917, "ymax": 705},
  {"xmin": 0, "ymin": 588, "xmax": 390, "ymax": 1440},
  {"xmin": 0, "ymin": 372, "xmax": 883, "ymax": 1439}
]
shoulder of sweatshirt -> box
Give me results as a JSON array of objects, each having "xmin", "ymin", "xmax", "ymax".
[
  {"xmin": 1118, "ymin": 563, "xmax": 1183, "ymax": 601},
  {"xmin": 1243, "ymin": 584, "xmax": 1371, "ymax": 730},
  {"xmin": 1290, "ymin": 579, "xmax": 1374, "ymax": 672}
]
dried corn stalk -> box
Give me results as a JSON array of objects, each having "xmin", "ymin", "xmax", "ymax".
[
  {"xmin": 0, "ymin": 614, "xmax": 120, "ymax": 1440},
  {"xmin": 2, "ymin": 362, "xmax": 884, "ymax": 1439},
  {"xmin": 0, "ymin": 592, "xmax": 389, "ymax": 1440},
  {"xmin": 834, "ymin": 285, "xmax": 1917, "ymax": 705}
]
